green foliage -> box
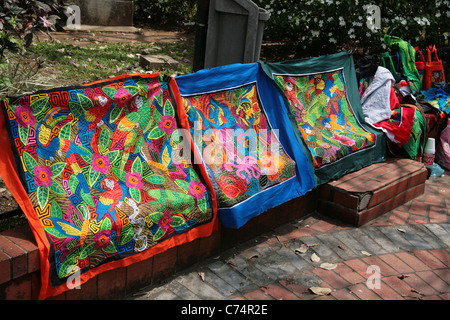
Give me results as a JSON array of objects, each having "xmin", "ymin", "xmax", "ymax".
[
  {"xmin": 0, "ymin": 0, "xmax": 66, "ymax": 96},
  {"xmin": 134, "ymin": 0, "xmax": 197, "ymax": 28},
  {"xmin": 253, "ymin": 0, "xmax": 449, "ymax": 58}
]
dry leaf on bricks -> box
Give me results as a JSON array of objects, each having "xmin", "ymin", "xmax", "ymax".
[
  {"xmin": 320, "ymin": 262, "xmax": 337, "ymax": 270},
  {"xmin": 227, "ymin": 260, "xmax": 237, "ymax": 267},
  {"xmin": 311, "ymin": 253, "xmax": 320, "ymax": 262},
  {"xmin": 295, "ymin": 244, "xmax": 309, "ymax": 254},
  {"xmin": 309, "ymin": 286, "xmax": 332, "ymax": 296},
  {"xmin": 361, "ymin": 251, "xmax": 372, "ymax": 256},
  {"xmin": 295, "ymin": 243, "xmax": 318, "ymax": 254}
]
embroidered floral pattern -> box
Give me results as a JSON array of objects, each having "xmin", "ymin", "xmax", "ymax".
[
  {"xmin": 125, "ymin": 171, "xmax": 144, "ymax": 189},
  {"xmin": 188, "ymin": 180, "xmax": 206, "ymax": 199},
  {"xmin": 15, "ymin": 104, "xmax": 36, "ymax": 127},
  {"xmin": 92, "ymin": 153, "xmax": 110, "ymax": 174},
  {"xmin": 93, "ymin": 229, "xmax": 111, "ymax": 250},
  {"xmin": 33, "ymin": 165, "xmax": 53, "ymax": 187},
  {"xmin": 158, "ymin": 115, "xmax": 176, "ymax": 135},
  {"xmin": 1, "ymin": 74, "xmax": 213, "ymax": 290},
  {"xmin": 114, "ymin": 87, "xmax": 132, "ymax": 108}
]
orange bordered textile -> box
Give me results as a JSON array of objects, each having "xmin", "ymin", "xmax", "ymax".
[{"xmin": 0, "ymin": 73, "xmax": 217, "ymax": 299}]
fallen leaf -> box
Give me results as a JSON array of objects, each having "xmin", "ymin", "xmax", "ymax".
[
  {"xmin": 410, "ymin": 288, "xmax": 422, "ymax": 295},
  {"xmin": 295, "ymin": 243, "xmax": 318, "ymax": 254},
  {"xmin": 247, "ymin": 254, "xmax": 259, "ymax": 260},
  {"xmin": 198, "ymin": 272, "xmax": 205, "ymax": 281},
  {"xmin": 338, "ymin": 245, "xmax": 346, "ymax": 251},
  {"xmin": 309, "ymin": 286, "xmax": 332, "ymax": 296},
  {"xmin": 227, "ymin": 260, "xmax": 237, "ymax": 267},
  {"xmin": 397, "ymin": 275, "xmax": 409, "ymax": 280},
  {"xmin": 320, "ymin": 262, "xmax": 337, "ymax": 270},
  {"xmin": 295, "ymin": 244, "xmax": 309, "ymax": 254},
  {"xmin": 311, "ymin": 253, "xmax": 320, "ymax": 262},
  {"xmin": 397, "ymin": 228, "xmax": 406, "ymax": 233},
  {"xmin": 361, "ymin": 251, "xmax": 372, "ymax": 256}
]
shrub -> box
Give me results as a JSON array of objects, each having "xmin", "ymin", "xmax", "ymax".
[
  {"xmin": 0, "ymin": 0, "xmax": 66, "ymax": 96},
  {"xmin": 134, "ymin": 0, "xmax": 197, "ymax": 28},
  {"xmin": 253, "ymin": 0, "xmax": 449, "ymax": 58}
]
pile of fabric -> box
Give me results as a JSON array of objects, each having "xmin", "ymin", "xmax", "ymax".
[{"xmin": 357, "ymin": 35, "xmax": 449, "ymax": 163}]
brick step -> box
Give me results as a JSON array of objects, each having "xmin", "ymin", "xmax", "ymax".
[{"xmin": 317, "ymin": 158, "xmax": 429, "ymax": 227}]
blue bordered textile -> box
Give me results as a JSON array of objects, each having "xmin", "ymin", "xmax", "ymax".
[{"xmin": 176, "ymin": 63, "xmax": 316, "ymax": 228}]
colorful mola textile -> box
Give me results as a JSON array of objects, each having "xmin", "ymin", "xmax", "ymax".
[
  {"xmin": 261, "ymin": 52, "xmax": 386, "ymax": 185},
  {"xmin": 0, "ymin": 73, "xmax": 217, "ymax": 299},
  {"xmin": 175, "ymin": 63, "xmax": 316, "ymax": 229}
]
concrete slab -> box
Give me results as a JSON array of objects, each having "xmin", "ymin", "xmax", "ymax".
[{"xmin": 139, "ymin": 54, "xmax": 179, "ymax": 69}]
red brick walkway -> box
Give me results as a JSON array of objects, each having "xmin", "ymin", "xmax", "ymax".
[{"xmin": 130, "ymin": 171, "xmax": 450, "ymax": 301}]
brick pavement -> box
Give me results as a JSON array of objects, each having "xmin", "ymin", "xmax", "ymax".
[{"xmin": 127, "ymin": 172, "xmax": 450, "ymax": 301}]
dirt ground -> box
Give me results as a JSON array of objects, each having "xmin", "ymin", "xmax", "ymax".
[
  {"xmin": 0, "ymin": 178, "xmax": 19, "ymax": 214},
  {"xmin": 42, "ymin": 27, "xmax": 194, "ymax": 46},
  {"xmin": 0, "ymin": 176, "xmax": 24, "ymax": 231}
]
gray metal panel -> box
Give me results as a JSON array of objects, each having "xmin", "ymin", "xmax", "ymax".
[{"xmin": 204, "ymin": 0, "xmax": 270, "ymax": 68}]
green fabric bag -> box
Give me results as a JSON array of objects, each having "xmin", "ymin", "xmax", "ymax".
[
  {"xmin": 403, "ymin": 108, "xmax": 427, "ymax": 160},
  {"xmin": 384, "ymin": 35, "xmax": 422, "ymax": 94},
  {"xmin": 380, "ymin": 51, "xmax": 402, "ymax": 83}
]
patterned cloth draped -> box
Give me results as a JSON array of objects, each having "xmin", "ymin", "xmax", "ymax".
[
  {"xmin": 0, "ymin": 73, "xmax": 217, "ymax": 299},
  {"xmin": 176, "ymin": 63, "xmax": 316, "ymax": 228},
  {"xmin": 0, "ymin": 53, "xmax": 390, "ymax": 298},
  {"xmin": 260, "ymin": 53, "xmax": 386, "ymax": 184}
]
